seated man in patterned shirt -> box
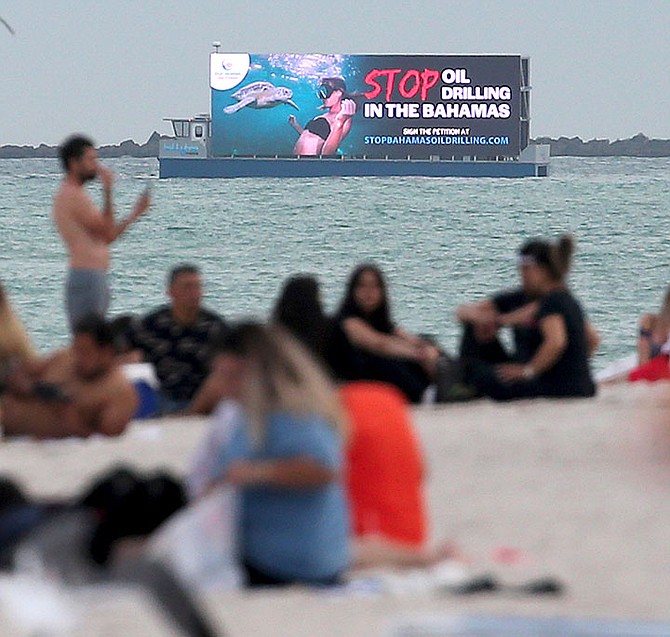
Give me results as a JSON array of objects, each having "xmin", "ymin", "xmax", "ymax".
[{"xmin": 127, "ymin": 264, "xmax": 228, "ymax": 415}]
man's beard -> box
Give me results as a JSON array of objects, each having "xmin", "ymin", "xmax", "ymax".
[{"xmin": 81, "ymin": 170, "xmax": 97, "ymax": 183}]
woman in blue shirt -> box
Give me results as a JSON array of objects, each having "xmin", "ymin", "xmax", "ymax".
[{"xmin": 198, "ymin": 323, "xmax": 349, "ymax": 587}]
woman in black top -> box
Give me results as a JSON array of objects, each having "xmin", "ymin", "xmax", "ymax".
[
  {"xmin": 466, "ymin": 235, "xmax": 599, "ymax": 401},
  {"xmin": 272, "ymin": 274, "xmax": 333, "ymax": 371},
  {"xmin": 331, "ymin": 264, "xmax": 440, "ymax": 403}
]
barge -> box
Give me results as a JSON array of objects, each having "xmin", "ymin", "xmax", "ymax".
[{"xmin": 159, "ymin": 50, "xmax": 549, "ymax": 178}]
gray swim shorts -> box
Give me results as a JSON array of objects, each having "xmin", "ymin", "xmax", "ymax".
[{"xmin": 65, "ymin": 268, "xmax": 110, "ymax": 330}]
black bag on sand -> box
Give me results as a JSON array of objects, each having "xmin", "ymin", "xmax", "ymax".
[
  {"xmin": 77, "ymin": 465, "xmax": 187, "ymax": 565},
  {"xmin": 10, "ymin": 467, "xmax": 218, "ymax": 637}
]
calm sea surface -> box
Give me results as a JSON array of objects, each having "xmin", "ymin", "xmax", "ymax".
[{"xmin": 1, "ymin": 156, "xmax": 669, "ymax": 369}]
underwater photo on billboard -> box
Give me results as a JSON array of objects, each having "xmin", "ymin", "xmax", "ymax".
[{"xmin": 210, "ymin": 54, "xmax": 522, "ymax": 159}]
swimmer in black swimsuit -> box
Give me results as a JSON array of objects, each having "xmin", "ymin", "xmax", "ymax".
[
  {"xmin": 303, "ymin": 116, "xmax": 331, "ymax": 141},
  {"xmin": 290, "ymin": 77, "xmax": 362, "ymax": 156}
]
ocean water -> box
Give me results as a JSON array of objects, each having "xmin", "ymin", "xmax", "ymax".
[{"xmin": 1, "ymin": 156, "xmax": 669, "ymax": 370}]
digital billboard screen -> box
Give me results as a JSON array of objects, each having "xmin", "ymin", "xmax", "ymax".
[{"xmin": 210, "ymin": 54, "xmax": 522, "ymax": 159}]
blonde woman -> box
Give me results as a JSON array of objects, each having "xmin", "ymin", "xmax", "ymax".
[
  {"xmin": 0, "ymin": 281, "xmax": 35, "ymax": 390},
  {"xmin": 193, "ymin": 322, "xmax": 349, "ymax": 587}
]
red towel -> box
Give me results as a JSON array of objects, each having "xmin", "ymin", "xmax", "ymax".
[{"xmin": 628, "ymin": 354, "xmax": 670, "ymax": 382}]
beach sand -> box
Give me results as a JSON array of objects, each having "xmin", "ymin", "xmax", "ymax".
[{"xmin": 1, "ymin": 382, "xmax": 670, "ymax": 636}]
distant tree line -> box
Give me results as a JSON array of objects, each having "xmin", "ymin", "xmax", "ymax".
[
  {"xmin": 534, "ymin": 133, "xmax": 670, "ymax": 157},
  {"xmin": 0, "ymin": 132, "xmax": 162, "ymax": 159}
]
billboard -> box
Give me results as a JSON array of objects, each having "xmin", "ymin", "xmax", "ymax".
[{"xmin": 210, "ymin": 54, "xmax": 522, "ymax": 159}]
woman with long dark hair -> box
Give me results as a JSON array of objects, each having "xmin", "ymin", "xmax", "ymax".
[
  {"xmin": 331, "ymin": 264, "xmax": 440, "ymax": 403},
  {"xmin": 271, "ymin": 274, "xmax": 332, "ymax": 367},
  {"xmin": 190, "ymin": 275, "xmax": 334, "ymax": 415}
]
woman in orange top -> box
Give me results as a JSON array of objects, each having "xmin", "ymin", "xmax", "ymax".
[{"xmin": 341, "ymin": 381, "xmax": 456, "ymax": 568}]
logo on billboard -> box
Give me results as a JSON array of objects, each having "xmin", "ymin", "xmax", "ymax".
[{"xmin": 210, "ymin": 53, "xmax": 250, "ymax": 90}]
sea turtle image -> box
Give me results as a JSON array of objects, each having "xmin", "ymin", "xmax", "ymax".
[{"xmin": 223, "ymin": 81, "xmax": 299, "ymax": 114}]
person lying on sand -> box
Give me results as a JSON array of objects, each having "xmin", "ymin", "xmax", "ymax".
[{"xmin": 1, "ymin": 315, "xmax": 137, "ymax": 439}]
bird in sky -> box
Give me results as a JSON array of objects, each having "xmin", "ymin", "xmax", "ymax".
[{"xmin": 1, "ymin": 16, "xmax": 15, "ymax": 35}]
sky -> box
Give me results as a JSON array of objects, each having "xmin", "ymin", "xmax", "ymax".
[{"xmin": 1, "ymin": 0, "xmax": 669, "ymax": 146}]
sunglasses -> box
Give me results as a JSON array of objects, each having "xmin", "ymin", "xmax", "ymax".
[{"xmin": 317, "ymin": 85, "xmax": 337, "ymax": 100}]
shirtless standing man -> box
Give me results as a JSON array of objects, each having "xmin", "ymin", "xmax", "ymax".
[
  {"xmin": 1, "ymin": 315, "xmax": 138, "ymax": 439},
  {"xmin": 53, "ymin": 135, "xmax": 151, "ymax": 330}
]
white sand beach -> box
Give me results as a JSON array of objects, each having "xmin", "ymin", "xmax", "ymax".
[{"xmin": 2, "ymin": 382, "xmax": 670, "ymax": 636}]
